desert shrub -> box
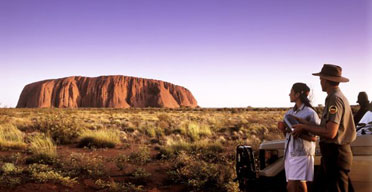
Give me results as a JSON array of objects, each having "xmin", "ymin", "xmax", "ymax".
[
  {"xmin": 77, "ymin": 129, "xmax": 121, "ymax": 148},
  {"xmin": 128, "ymin": 116, "xmax": 142, "ymax": 129},
  {"xmin": 95, "ymin": 179, "xmax": 118, "ymax": 191},
  {"xmin": 247, "ymin": 123, "xmax": 268, "ymax": 136},
  {"xmin": 0, "ymin": 175, "xmax": 22, "ymax": 188},
  {"xmin": 59, "ymin": 153, "xmax": 106, "ymax": 178},
  {"xmin": 1, "ymin": 163, "xmax": 23, "ymax": 175},
  {"xmin": 11, "ymin": 117, "xmax": 34, "ymax": 132},
  {"xmin": 141, "ymin": 122, "xmax": 164, "ymax": 138},
  {"xmin": 130, "ymin": 167, "xmax": 151, "ymax": 184},
  {"xmin": 26, "ymin": 154, "xmax": 57, "ymax": 165},
  {"xmin": 0, "ymin": 152, "xmax": 23, "ymax": 164},
  {"xmin": 0, "ymin": 116, "xmax": 11, "ymax": 124},
  {"xmin": 196, "ymin": 142, "xmax": 225, "ymax": 163},
  {"xmin": 128, "ymin": 146, "xmax": 151, "ymax": 165},
  {"xmin": 206, "ymin": 116, "xmax": 226, "ymax": 131},
  {"xmin": 172, "ymin": 123, "xmax": 187, "ymax": 135},
  {"xmin": 0, "ymin": 109, "xmax": 14, "ymax": 124},
  {"xmin": 28, "ymin": 163, "xmax": 77, "ymax": 187},
  {"xmin": 33, "ymin": 114, "xmax": 84, "ymax": 144},
  {"xmin": 158, "ymin": 113, "xmax": 171, "ymax": 122},
  {"xmin": 0, "ymin": 163, "xmax": 23, "ymax": 188},
  {"xmin": 154, "ymin": 127, "xmax": 164, "ymax": 137},
  {"xmin": 168, "ymin": 152, "xmax": 235, "ymax": 192},
  {"xmin": 115, "ymin": 154, "xmax": 129, "ymax": 171},
  {"xmin": 121, "ymin": 182, "xmax": 145, "ymax": 192},
  {"xmin": 95, "ymin": 179, "xmax": 144, "ymax": 192},
  {"xmin": 157, "ymin": 113, "xmax": 171, "ymax": 132},
  {"xmin": 144, "ymin": 126, "xmax": 156, "ymax": 138},
  {"xmin": 0, "ymin": 123, "xmax": 26, "ymax": 150},
  {"xmin": 0, "ymin": 108, "xmax": 293, "ymax": 190},
  {"xmin": 158, "ymin": 120, "xmax": 170, "ymax": 129},
  {"xmin": 224, "ymin": 181, "xmax": 240, "ymax": 192}
]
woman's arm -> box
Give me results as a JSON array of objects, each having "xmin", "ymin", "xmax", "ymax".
[{"xmin": 277, "ymin": 121, "xmax": 287, "ymax": 136}]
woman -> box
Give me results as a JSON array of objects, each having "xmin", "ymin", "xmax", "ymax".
[{"xmin": 278, "ymin": 83, "xmax": 320, "ymax": 192}]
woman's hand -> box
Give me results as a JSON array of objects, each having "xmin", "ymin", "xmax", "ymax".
[{"xmin": 277, "ymin": 121, "xmax": 285, "ymax": 133}]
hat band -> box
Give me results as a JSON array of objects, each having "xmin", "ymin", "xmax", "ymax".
[{"xmin": 320, "ymin": 70, "xmax": 342, "ymax": 77}]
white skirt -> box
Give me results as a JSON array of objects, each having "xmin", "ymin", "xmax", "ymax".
[{"xmin": 284, "ymin": 155, "xmax": 314, "ymax": 182}]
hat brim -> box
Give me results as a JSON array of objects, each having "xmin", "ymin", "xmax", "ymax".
[{"xmin": 312, "ymin": 73, "xmax": 349, "ymax": 82}]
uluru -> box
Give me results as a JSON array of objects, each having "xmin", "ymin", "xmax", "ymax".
[{"xmin": 16, "ymin": 76, "xmax": 198, "ymax": 108}]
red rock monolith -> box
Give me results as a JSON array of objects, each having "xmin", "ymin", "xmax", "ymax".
[{"xmin": 16, "ymin": 76, "xmax": 197, "ymax": 108}]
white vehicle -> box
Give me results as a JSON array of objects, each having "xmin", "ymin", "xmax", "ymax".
[
  {"xmin": 236, "ymin": 126, "xmax": 372, "ymax": 192},
  {"xmin": 357, "ymin": 111, "xmax": 372, "ymax": 135}
]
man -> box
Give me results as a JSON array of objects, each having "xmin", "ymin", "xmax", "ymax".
[
  {"xmin": 354, "ymin": 92, "xmax": 369, "ymax": 125},
  {"xmin": 292, "ymin": 64, "xmax": 356, "ymax": 192},
  {"xmin": 357, "ymin": 101, "xmax": 372, "ymax": 135}
]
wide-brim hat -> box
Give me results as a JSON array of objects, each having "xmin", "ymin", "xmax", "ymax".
[
  {"xmin": 357, "ymin": 92, "xmax": 369, "ymax": 103},
  {"xmin": 312, "ymin": 64, "xmax": 349, "ymax": 82}
]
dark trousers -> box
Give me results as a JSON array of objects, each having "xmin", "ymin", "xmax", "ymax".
[{"xmin": 313, "ymin": 142, "xmax": 354, "ymax": 192}]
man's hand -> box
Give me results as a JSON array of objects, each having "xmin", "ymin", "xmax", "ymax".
[
  {"xmin": 291, "ymin": 122, "xmax": 339, "ymax": 140},
  {"xmin": 292, "ymin": 124, "xmax": 305, "ymax": 138}
]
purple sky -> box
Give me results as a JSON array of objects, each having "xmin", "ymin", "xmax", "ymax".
[{"xmin": 0, "ymin": 0, "xmax": 371, "ymax": 107}]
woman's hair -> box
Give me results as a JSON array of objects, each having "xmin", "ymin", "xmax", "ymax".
[{"xmin": 292, "ymin": 83, "xmax": 313, "ymax": 110}]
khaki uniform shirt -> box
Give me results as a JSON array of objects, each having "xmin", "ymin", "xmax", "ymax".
[{"xmin": 320, "ymin": 87, "xmax": 356, "ymax": 144}]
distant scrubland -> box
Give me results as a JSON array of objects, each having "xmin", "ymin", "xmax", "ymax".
[{"xmin": 0, "ymin": 107, "xmax": 325, "ymax": 191}]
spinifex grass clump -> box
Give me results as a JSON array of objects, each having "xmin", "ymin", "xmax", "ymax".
[
  {"xmin": 182, "ymin": 122, "xmax": 212, "ymax": 142},
  {"xmin": 26, "ymin": 134, "xmax": 57, "ymax": 164},
  {"xmin": 77, "ymin": 129, "xmax": 121, "ymax": 148},
  {"xmin": 159, "ymin": 139, "xmax": 224, "ymax": 159},
  {"xmin": 0, "ymin": 123, "xmax": 26, "ymax": 150}
]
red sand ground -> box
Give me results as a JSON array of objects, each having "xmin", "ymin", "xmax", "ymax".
[{"xmin": 0, "ymin": 145, "xmax": 189, "ymax": 192}]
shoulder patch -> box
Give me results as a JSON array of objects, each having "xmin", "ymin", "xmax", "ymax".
[{"xmin": 329, "ymin": 105, "xmax": 337, "ymax": 114}]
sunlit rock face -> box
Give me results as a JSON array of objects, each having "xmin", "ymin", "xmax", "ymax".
[{"xmin": 16, "ymin": 76, "xmax": 197, "ymax": 108}]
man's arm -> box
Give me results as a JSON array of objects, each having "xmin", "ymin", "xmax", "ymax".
[
  {"xmin": 299, "ymin": 134, "xmax": 317, "ymax": 142},
  {"xmin": 292, "ymin": 122, "xmax": 339, "ymax": 139}
]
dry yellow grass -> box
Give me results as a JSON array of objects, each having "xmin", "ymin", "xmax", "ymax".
[
  {"xmin": 78, "ymin": 129, "xmax": 121, "ymax": 148},
  {"xmin": 0, "ymin": 123, "xmax": 26, "ymax": 149},
  {"xmin": 0, "ymin": 108, "xmax": 290, "ymax": 191},
  {"xmin": 28, "ymin": 134, "xmax": 57, "ymax": 158}
]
